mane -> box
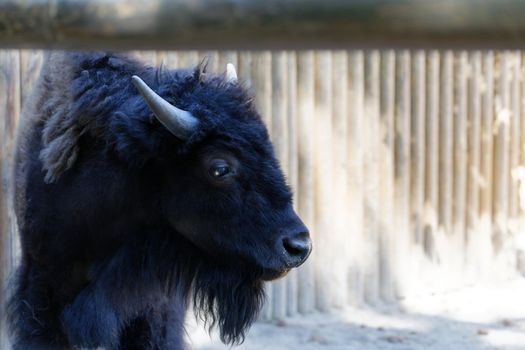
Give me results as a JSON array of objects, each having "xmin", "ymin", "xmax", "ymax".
[{"xmin": 34, "ymin": 52, "xmax": 259, "ymax": 183}]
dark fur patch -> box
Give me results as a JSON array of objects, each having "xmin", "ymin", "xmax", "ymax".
[
  {"xmin": 8, "ymin": 51, "xmax": 301, "ymax": 349},
  {"xmin": 192, "ymin": 265, "xmax": 265, "ymax": 345}
]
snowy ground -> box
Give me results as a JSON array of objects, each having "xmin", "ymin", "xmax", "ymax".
[{"xmin": 186, "ymin": 278, "xmax": 525, "ymax": 350}]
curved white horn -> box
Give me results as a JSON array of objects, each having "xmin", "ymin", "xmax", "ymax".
[
  {"xmin": 132, "ymin": 75, "xmax": 199, "ymax": 140},
  {"xmin": 226, "ymin": 63, "xmax": 238, "ymax": 83}
]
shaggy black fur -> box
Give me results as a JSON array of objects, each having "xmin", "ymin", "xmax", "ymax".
[{"xmin": 6, "ymin": 52, "xmax": 310, "ymax": 349}]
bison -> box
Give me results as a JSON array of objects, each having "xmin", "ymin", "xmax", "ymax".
[{"xmin": 7, "ymin": 52, "xmax": 311, "ymax": 349}]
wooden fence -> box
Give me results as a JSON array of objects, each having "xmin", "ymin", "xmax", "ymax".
[{"xmin": 1, "ymin": 50, "xmax": 525, "ymax": 343}]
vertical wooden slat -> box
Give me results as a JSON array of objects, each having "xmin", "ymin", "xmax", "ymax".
[
  {"xmin": 439, "ymin": 51, "xmax": 454, "ymax": 238},
  {"xmin": 347, "ymin": 51, "xmax": 365, "ymax": 306},
  {"xmin": 509, "ymin": 52, "xmax": 523, "ymax": 279},
  {"xmin": 509, "ymin": 52, "xmax": 521, "ymax": 220},
  {"xmin": 454, "ymin": 51, "xmax": 469, "ymax": 231},
  {"xmin": 314, "ymin": 51, "xmax": 333, "ymax": 312},
  {"xmin": 362, "ymin": 50, "xmax": 381, "ymax": 304},
  {"xmin": 452, "ymin": 51, "xmax": 468, "ymax": 287},
  {"xmin": 197, "ymin": 50, "xmax": 219, "ymax": 72},
  {"xmin": 467, "ymin": 52, "xmax": 482, "ymax": 236},
  {"xmin": 177, "ymin": 50, "xmax": 200, "ymax": 68},
  {"xmin": 251, "ymin": 51, "xmax": 273, "ymax": 321},
  {"xmin": 0, "ymin": 49, "xmax": 21, "ymax": 350},
  {"xmin": 521, "ymin": 53, "xmax": 525, "ymax": 217},
  {"xmin": 20, "ymin": 50, "xmax": 43, "ymax": 107},
  {"xmin": 410, "ymin": 50, "xmax": 426, "ymax": 296},
  {"xmin": 482, "ymin": 54, "xmax": 495, "ymax": 204},
  {"xmin": 13, "ymin": 50, "xmax": 43, "ymax": 271},
  {"xmin": 394, "ymin": 50, "xmax": 411, "ymax": 298},
  {"xmin": 131, "ymin": 50, "xmax": 157, "ymax": 65},
  {"xmin": 421, "ymin": 50, "xmax": 443, "ymax": 294},
  {"xmin": 466, "ymin": 51, "xmax": 482, "ymax": 283},
  {"xmin": 270, "ymin": 51, "xmax": 288, "ymax": 320},
  {"xmin": 296, "ymin": 51, "xmax": 316, "ymax": 314},
  {"xmin": 480, "ymin": 51, "xmax": 495, "ymax": 280},
  {"xmin": 438, "ymin": 51, "xmax": 454, "ymax": 292},
  {"xmin": 237, "ymin": 51, "xmax": 253, "ymax": 89},
  {"xmin": 424, "ymin": 51, "xmax": 440, "ymax": 264},
  {"xmin": 411, "ymin": 50, "xmax": 426, "ymax": 246},
  {"xmin": 252, "ymin": 52, "xmax": 272, "ymax": 129},
  {"xmin": 378, "ymin": 50, "xmax": 395, "ymax": 302},
  {"xmin": 287, "ymin": 52, "xmax": 298, "ymax": 200},
  {"xmin": 205, "ymin": 50, "xmax": 221, "ymax": 71},
  {"xmin": 493, "ymin": 52, "xmax": 511, "ymax": 252},
  {"xmin": 286, "ymin": 51, "xmax": 299, "ymax": 316},
  {"xmin": 331, "ymin": 50, "xmax": 348, "ymax": 308},
  {"xmin": 218, "ymin": 51, "xmax": 238, "ymax": 72},
  {"xmin": 156, "ymin": 51, "xmax": 179, "ymax": 69},
  {"xmin": 0, "ymin": 149, "xmax": 7, "ymax": 345},
  {"xmin": 0, "ymin": 49, "xmax": 9, "ymax": 350}
]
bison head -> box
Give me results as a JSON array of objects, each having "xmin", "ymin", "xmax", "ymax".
[{"xmin": 121, "ymin": 62, "xmax": 311, "ymax": 343}]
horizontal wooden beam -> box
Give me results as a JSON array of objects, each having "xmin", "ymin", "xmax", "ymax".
[{"xmin": 2, "ymin": 0, "xmax": 525, "ymax": 50}]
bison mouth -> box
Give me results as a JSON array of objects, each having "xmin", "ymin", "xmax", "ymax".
[{"xmin": 260, "ymin": 267, "xmax": 291, "ymax": 281}]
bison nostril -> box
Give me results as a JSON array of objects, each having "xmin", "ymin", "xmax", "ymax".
[
  {"xmin": 283, "ymin": 237, "xmax": 304, "ymax": 256},
  {"xmin": 282, "ymin": 233, "xmax": 312, "ymax": 266}
]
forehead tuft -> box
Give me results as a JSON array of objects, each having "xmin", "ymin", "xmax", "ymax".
[{"xmin": 156, "ymin": 66, "xmax": 270, "ymax": 152}]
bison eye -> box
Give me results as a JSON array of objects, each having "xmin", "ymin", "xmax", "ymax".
[{"xmin": 209, "ymin": 162, "xmax": 233, "ymax": 178}]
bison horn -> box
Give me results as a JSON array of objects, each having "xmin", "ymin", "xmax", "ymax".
[
  {"xmin": 132, "ymin": 75, "xmax": 199, "ymax": 140},
  {"xmin": 226, "ymin": 63, "xmax": 238, "ymax": 83}
]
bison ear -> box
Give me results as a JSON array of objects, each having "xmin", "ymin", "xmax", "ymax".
[
  {"xmin": 110, "ymin": 109, "xmax": 179, "ymax": 167},
  {"xmin": 225, "ymin": 63, "xmax": 238, "ymax": 83}
]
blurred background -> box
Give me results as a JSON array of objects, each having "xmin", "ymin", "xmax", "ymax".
[
  {"xmin": 1, "ymin": 49, "xmax": 525, "ymax": 350},
  {"xmin": 1, "ymin": 1, "xmax": 525, "ymax": 349}
]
